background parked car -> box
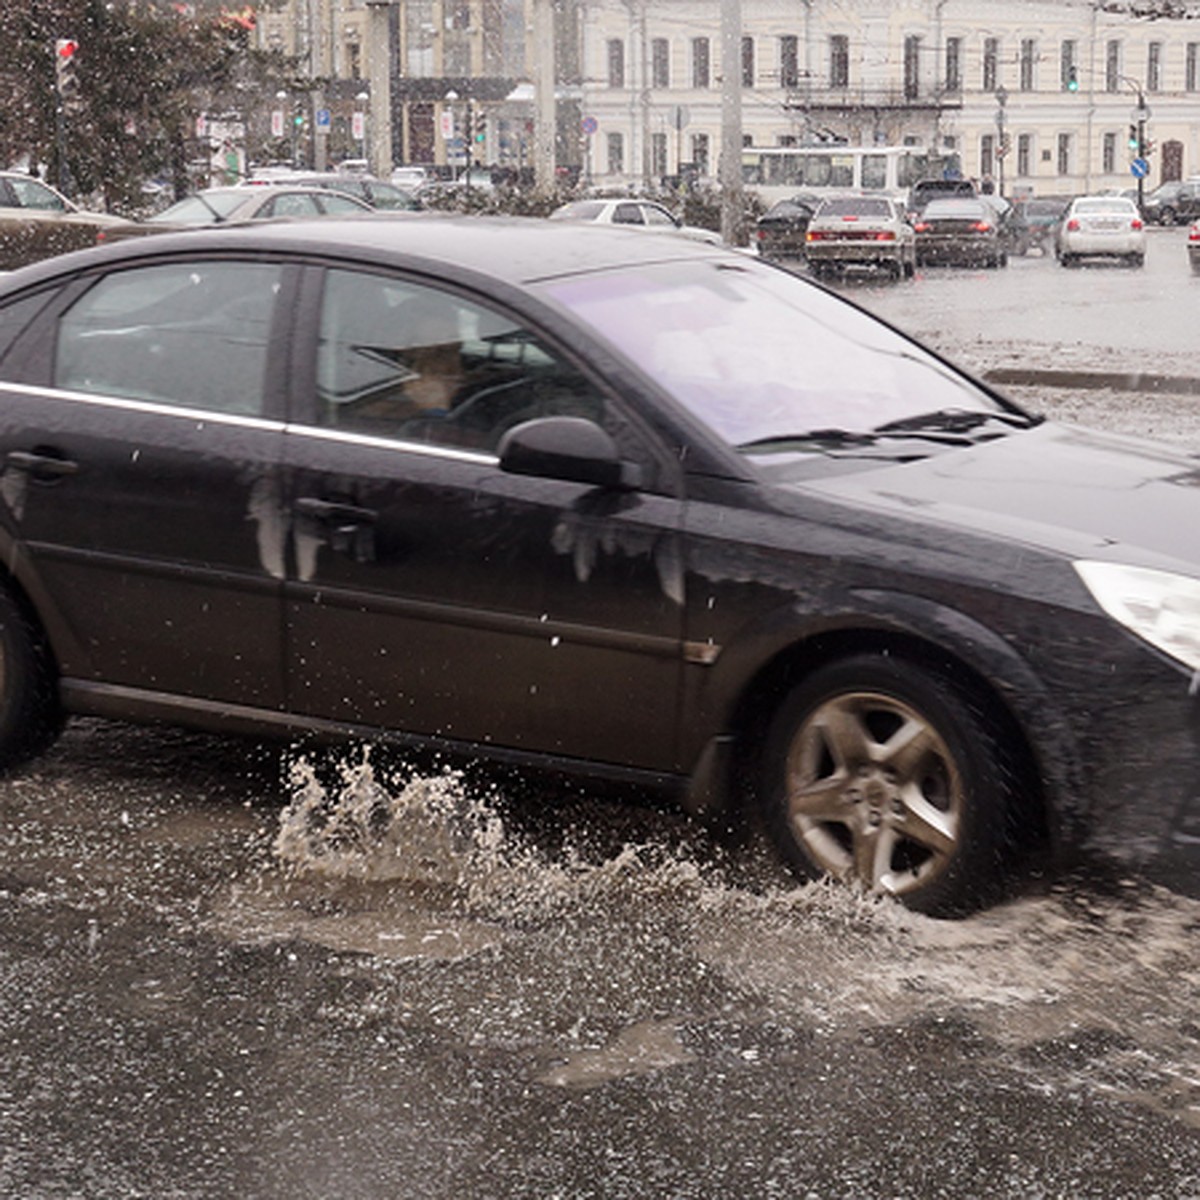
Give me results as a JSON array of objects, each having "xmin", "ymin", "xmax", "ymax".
[
  {"xmin": 803, "ymin": 194, "xmax": 916, "ymax": 280},
  {"xmin": 549, "ymin": 197, "xmax": 722, "ymax": 244},
  {"xmin": 1140, "ymin": 179, "xmax": 1200, "ymax": 225},
  {"xmin": 1055, "ymin": 194, "xmax": 1146, "ymax": 267},
  {"xmin": 913, "ymin": 196, "xmax": 1007, "ymax": 268},
  {"xmin": 97, "ymin": 186, "xmax": 374, "ymax": 242},
  {"xmin": 0, "ymin": 171, "xmax": 126, "ymax": 269},
  {"xmin": 244, "ymin": 171, "xmax": 421, "ymax": 211},
  {"xmin": 754, "ymin": 192, "xmax": 824, "ymax": 261},
  {"xmin": 1188, "ymin": 220, "xmax": 1200, "ymax": 274},
  {"xmin": 1008, "ymin": 196, "xmax": 1071, "ymax": 255}
]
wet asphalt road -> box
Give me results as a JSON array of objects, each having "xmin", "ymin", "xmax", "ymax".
[{"xmin": 6, "ymin": 237, "xmax": 1200, "ymax": 1198}]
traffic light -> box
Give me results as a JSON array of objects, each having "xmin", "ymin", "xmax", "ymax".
[
  {"xmin": 54, "ymin": 38, "xmax": 80, "ymax": 113},
  {"xmin": 1066, "ymin": 65, "xmax": 1079, "ymax": 92},
  {"xmin": 1128, "ymin": 124, "xmax": 1140, "ymax": 151}
]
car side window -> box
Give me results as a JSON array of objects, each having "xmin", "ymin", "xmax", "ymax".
[
  {"xmin": 613, "ymin": 203, "xmax": 645, "ymax": 226},
  {"xmin": 315, "ymin": 268, "xmax": 612, "ymax": 454},
  {"xmin": 265, "ymin": 193, "xmax": 321, "ymax": 217},
  {"xmin": 55, "ymin": 261, "xmax": 282, "ymax": 416},
  {"xmin": 319, "ymin": 193, "xmax": 368, "ymax": 214},
  {"xmin": 641, "ymin": 204, "xmax": 676, "ymax": 227},
  {"xmin": 9, "ymin": 178, "xmax": 67, "ymax": 212}
]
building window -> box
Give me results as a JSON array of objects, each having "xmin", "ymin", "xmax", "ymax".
[
  {"xmin": 980, "ymin": 133, "xmax": 995, "ymax": 180},
  {"xmin": 777, "ymin": 134, "xmax": 796, "ymax": 147},
  {"xmin": 742, "ymin": 36, "xmax": 754, "ymax": 88},
  {"xmin": 779, "ymin": 35, "xmax": 799, "ymax": 89},
  {"xmin": 830, "ymin": 34, "xmax": 849, "ymax": 88},
  {"xmin": 945, "ymin": 37, "xmax": 962, "ymax": 91},
  {"xmin": 1106, "ymin": 40, "xmax": 1120, "ymax": 92},
  {"xmin": 1103, "ymin": 131, "xmax": 1117, "ymax": 174},
  {"xmin": 691, "ymin": 132, "xmax": 710, "ymax": 173},
  {"xmin": 1188, "ymin": 43, "xmax": 1200, "ymax": 91},
  {"xmin": 903, "ymin": 35, "xmax": 921, "ymax": 100},
  {"xmin": 1061, "ymin": 40, "xmax": 1077, "ymax": 91},
  {"xmin": 345, "ymin": 41, "xmax": 361, "ymax": 79},
  {"xmin": 652, "ymin": 38, "xmax": 669, "ymax": 89},
  {"xmin": 607, "ymin": 39, "xmax": 624, "ymax": 89},
  {"xmin": 607, "ymin": 131, "xmax": 624, "ymax": 174},
  {"xmin": 1019, "ymin": 39, "xmax": 1035, "ymax": 91},
  {"xmin": 983, "ymin": 37, "xmax": 998, "ymax": 92},
  {"xmin": 1017, "ymin": 132, "xmax": 1031, "ymax": 176},
  {"xmin": 692, "ymin": 38, "xmax": 710, "ymax": 88},
  {"xmin": 1148, "ymin": 42, "xmax": 1162, "ymax": 92},
  {"xmin": 1057, "ymin": 132, "xmax": 1072, "ymax": 175},
  {"xmin": 651, "ymin": 132, "xmax": 668, "ymax": 177}
]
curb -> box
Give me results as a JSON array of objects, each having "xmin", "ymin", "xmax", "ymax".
[{"xmin": 983, "ymin": 367, "xmax": 1200, "ymax": 396}]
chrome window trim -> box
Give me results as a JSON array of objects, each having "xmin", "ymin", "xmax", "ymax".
[{"xmin": 288, "ymin": 421, "xmax": 497, "ymax": 465}]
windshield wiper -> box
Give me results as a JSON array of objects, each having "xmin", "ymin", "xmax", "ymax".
[
  {"xmin": 873, "ymin": 407, "xmax": 1042, "ymax": 435},
  {"xmin": 736, "ymin": 428, "xmax": 879, "ymax": 452}
]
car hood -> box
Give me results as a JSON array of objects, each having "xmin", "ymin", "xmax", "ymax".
[{"xmin": 797, "ymin": 420, "xmax": 1200, "ymax": 573}]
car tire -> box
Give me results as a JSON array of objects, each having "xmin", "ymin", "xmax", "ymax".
[
  {"xmin": 0, "ymin": 583, "xmax": 62, "ymax": 772},
  {"xmin": 903, "ymin": 257, "xmax": 915, "ymax": 279},
  {"xmin": 759, "ymin": 653, "xmax": 1013, "ymax": 916},
  {"xmin": 1060, "ymin": 254, "xmax": 1076, "ymax": 267},
  {"xmin": 1129, "ymin": 253, "xmax": 1145, "ymax": 268}
]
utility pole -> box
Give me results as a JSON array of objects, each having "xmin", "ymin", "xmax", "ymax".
[
  {"xmin": 532, "ymin": 0, "xmax": 556, "ymax": 192},
  {"xmin": 718, "ymin": 0, "xmax": 744, "ymax": 244},
  {"xmin": 364, "ymin": 0, "xmax": 394, "ymax": 176}
]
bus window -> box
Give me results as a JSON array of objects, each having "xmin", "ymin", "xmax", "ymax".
[
  {"xmin": 862, "ymin": 154, "xmax": 887, "ymax": 189},
  {"xmin": 829, "ymin": 155, "xmax": 854, "ymax": 188}
]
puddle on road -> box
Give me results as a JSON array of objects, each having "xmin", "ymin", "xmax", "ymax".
[{"xmin": 205, "ymin": 747, "xmax": 1200, "ymax": 1119}]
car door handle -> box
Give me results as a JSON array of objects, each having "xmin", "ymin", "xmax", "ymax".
[
  {"xmin": 293, "ymin": 497, "xmax": 377, "ymax": 525},
  {"xmin": 5, "ymin": 450, "xmax": 79, "ymax": 479}
]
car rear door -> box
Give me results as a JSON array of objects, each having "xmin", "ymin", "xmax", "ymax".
[
  {"xmin": 280, "ymin": 264, "xmax": 686, "ymax": 769},
  {"xmin": 0, "ymin": 256, "xmax": 292, "ymax": 713}
]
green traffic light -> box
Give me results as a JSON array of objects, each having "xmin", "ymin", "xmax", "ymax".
[{"xmin": 1067, "ymin": 67, "xmax": 1079, "ymax": 92}]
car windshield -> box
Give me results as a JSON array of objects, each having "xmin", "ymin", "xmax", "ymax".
[
  {"xmin": 815, "ymin": 197, "xmax": 893, "ymax": 218},
  {"xmin": 1074, "ymin": 198, "xmax": 1134, "ymax": 214},
  {"xmin": 540, "ymin": 258, "xmax": 1007, "ymax": 454},
  {"xmin": 149, "ymin": 190, "xmax": 246, "ymax": 223},
  {"xmin": 922, "ymin": 200, "xmax": 988, "ymax": 218}
]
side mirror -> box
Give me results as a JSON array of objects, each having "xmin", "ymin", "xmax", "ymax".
[{"xmin": 498, "ymin": 416, "xmax": 642, "ymax": 490}]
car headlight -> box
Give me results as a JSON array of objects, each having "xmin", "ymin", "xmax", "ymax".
[{"xmin": 1074, "ymin": 560, "xmax": 1200, "ymax": 673}]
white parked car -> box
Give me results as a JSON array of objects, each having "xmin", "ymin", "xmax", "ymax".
[
  {"xmin": 1055, "ymin": 195, "xmax": 1146, "ymax": 268},
  {"xmin": 549, "ymin": 198, "xmax": 722, "ymax": 245}
]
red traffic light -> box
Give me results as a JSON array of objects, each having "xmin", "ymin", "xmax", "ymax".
[{"xmin": 56, "ymin": 38, "xmax": 78, "ymax": 59}]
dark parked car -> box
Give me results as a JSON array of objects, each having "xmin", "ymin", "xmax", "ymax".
[
  {"xmin": 754, "ymin": 192, "xmax": 824, "ymax": 261},
  {"xmin": 1189, "ymin": 220, "xmax": 1200, "ymax": 273},
  {"xmin": 97, "ymin": 186, "xmax": 374, "ymax": 242},
  {"xmin": 243, "ymin": 171, "xmax": 422, "ymax": 212},
  {"xmin": 913, "ymin": 196, "xmax": 1007, "ymax": 267},
  {"xmin": 0, "ymin": 171, "xmax": 127, "ymax": 270},
  {"xmin": 1140, "ymin": 179, "xmax": 1200, "ymax": 226},
  {"xmin": 1009, "ymin": 197, "xmax": 1071, "ymax": 255},
  {"xmin": 0, "ymin": 217, "xmax": 1199, "ymax": 915}
]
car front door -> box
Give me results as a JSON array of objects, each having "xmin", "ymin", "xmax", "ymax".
[
  {"xmin": 0, "ymin": 257, "xmax": 291, "ymax": 712},
  {"xmin": 281, "ymin": 265, "xmax": 685, "ymax": 769}
]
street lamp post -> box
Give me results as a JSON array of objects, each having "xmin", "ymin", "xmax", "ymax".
[
  {"xmin": 994, "ymin": 85, "xmax": 1008, "ymax": 198},
  {"xmin": 1119, "ymin": 75, "xmax": 1151, "ymax": 210}
]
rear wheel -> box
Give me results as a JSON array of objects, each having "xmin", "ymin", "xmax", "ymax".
[
  {"xmin": 0, "ymin": 585, "xmax": 61, "ymax": 771},
  {"xmin": 760, "ymin": 654, "xmax": 1014, "ymax": 916}
]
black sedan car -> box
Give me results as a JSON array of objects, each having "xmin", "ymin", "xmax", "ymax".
[
  {"xmin": 754, "ymin": 192, "xmax": 824, "ymax": 262},
  {"xmin": 913, "ymin": 196, "xmax": 1007, "ymax": 267},
  {"xmin": 0, "ymin": 217, "xmax": 1197, "ymax": 915}
]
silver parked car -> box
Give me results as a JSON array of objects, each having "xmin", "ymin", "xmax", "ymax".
[
  {"xmin": 1055, "ymin": 195, "xmax": 1146, "ymax": 268},
  {"xmin": 803, "ymin": 194, "xmax": 916, "ymax": 280}
]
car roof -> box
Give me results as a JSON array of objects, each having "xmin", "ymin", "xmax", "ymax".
[{"xmin": 1, "ymin": 213, "xmax": 730, "ymax": 291}]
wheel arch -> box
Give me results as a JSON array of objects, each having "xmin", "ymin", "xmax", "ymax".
[{"xmin": 685, "ymin": 590, "xmax": 1078, "ymax": 865}]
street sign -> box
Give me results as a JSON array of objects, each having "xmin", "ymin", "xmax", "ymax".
[
  {"xmin": 581, "ymin": 116, "xmax": 598, "ymax": 136},
  {"xmin": 440, "ymin": 110, "xmax": 454, "ymax": 140},
  {"xmin": 316, "ymin": 108, "xmax": 331, "ymax": 132},
  {"xmin": 271, "ymin": 110, "xmax": 283, "ymax": 138},
  {"xmin": 351, "ymin": 112, "xmax": 365, "ymax": 141},
  {"xmin": 1131, "ymin": 157, "xmax": 1150, "ymax": 178}
]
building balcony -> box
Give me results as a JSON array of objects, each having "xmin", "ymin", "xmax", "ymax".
[{"xmin": 784, "ymin": 85, "xmax": 964, "ymax": 113}]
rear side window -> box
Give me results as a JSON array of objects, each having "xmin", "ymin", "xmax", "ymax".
[
  {"xmin": 54, "ymin": 261, "xmax": 282, "ymax": 415},
  {"xmin": 0, "ymin": 290, "xmax": 56, "ymax": 368}
]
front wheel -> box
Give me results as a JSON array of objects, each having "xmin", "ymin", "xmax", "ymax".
[{"xmin": 760, "ymin": 654, "xmax": 1014, "ymax": 916}]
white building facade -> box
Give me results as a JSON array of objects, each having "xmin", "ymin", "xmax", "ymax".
[{"xmin": 579, "ymin": 0, "xmax": 1200, "ymax": 197}]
